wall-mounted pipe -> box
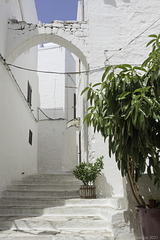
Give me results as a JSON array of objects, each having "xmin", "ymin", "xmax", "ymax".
[
  {"xmin": 82, "ymin": 0, "xmax": 84, "ymax": 21},
  {"xmin": 18, "ymin": 0, "xmax": 24, "ymax": 21}
]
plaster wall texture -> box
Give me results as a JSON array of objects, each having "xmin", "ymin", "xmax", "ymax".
[
  {"xmin": 11, "ymin": 46, "xmax": 39, "ymax": 118},
  {"xmin": 2, "ymin": 0, "xmax": 160, "ymax": 238},
  {"xmin": 75, "ymin": 60, "xmax": 89, "ymax": 164},
  {"xmin": 0, "ymin": 59, "xmax": 38, "ymax": 196},
  {"xmin": 76, "ymin": 0, "xmax": 160, "ymax": 199},
  {"xmin": 38, "ymin": 43, "xmax": 66, "ymax": 112},
  {"xmin": 76, "ymin": 0, "xmax": 160, "ymax": 238},
  {"xmin": 5, "ymin": 0, "xmax": 160, "ymax": 199},
  {"xmin": 0, "ymin": 0, "xmax": 39, "ymax": 195},
  {"xmin": 0, "ymin": 0, "xmax": 38, "ymax": 57},
  {"xmin": 85, "ymin": 0, "xmax": 160, "ymax": 68},
  {"xmin": 6, "ymin": 20, "xmax": 89, "ymax": 69},
  {"xmin": 37, "ymin": 43, "xmax": 77, "ymax": 173}
]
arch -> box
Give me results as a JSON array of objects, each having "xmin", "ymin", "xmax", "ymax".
[{"xmin": 6, "ymin": 21, "xmax": 89, "ymax": 69}]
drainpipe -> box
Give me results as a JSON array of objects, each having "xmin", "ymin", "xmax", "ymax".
[
  {"xmin": 18, "ymin": 0, "xmax": 24, "ymax": 21},
  {"xmin": 82, "ymin": 0, "xmax": 85, "ymax": 21},
  {"xmin": 79, "ymin": 130, "xmax": 82, "ymax": 164},
  {"xmin": 86, "ymin": 65, "xmax": 89, "ymax": 163}
]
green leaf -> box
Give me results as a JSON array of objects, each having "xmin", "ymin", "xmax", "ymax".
[
  {"xmin": 142, "ymin": 95, "xmax": 152, "ymax": 106},
  {"xmin": 117, "ymin": 161, "xmax": 121, "ymax": 170},
  {"xmin": 87, "ymin": 106, "xmax": 94, "ymax": 111},
  {"xmin": 133, "ymin": 66, "xmax": 147, "ymax": 72},
  {"xmin": 117, "ymin": 92, "xmax": 131, "ymax": 100},
  {"xmin": 146, "ymin": 39, "xmax": 156, "ymax": 47},
  {"xmin": 102, "ymin": 66, "xmax": 112, "ymax": 82},
  {"xmin": 147, "ymin": 166, "xmax": 152, "ymax": 180},
  {"xmin": 125, "ymin": 75, "xmax": 130, "ymax": 84},
  {"xmin": 87, "ymin": 88, "xmax": 91, "ymax": 100},
  {"xmin": 115, "ymin": 64, "xmax": 132, "ymax": 70},
  {"xmin": 148, "ymin": 34, "xmax": 157, "ymax": 38},
  {"xmin": 134, "ymin": 88, "xmax": 143, "ymax": 94},
  {"xmin": 138, "ymin": 112, "xmax": 145, "ymax": 130},
  {"xmin": 81, "ymin": 87, "xmax": 89, "ymax": 96},
  {"xmin": 115, "ymin": 65, "xmax": 128, "ymax": 71},
  {"xmin": 132, "ymin": 104, "xmax": 139, "ymax": 127},
  {"xmin": 142, "ymin": 57, "xmax": 152, "ymax": 67},
  {"xmin": 93, "ymin": 83, "xmax": 101, "ymax": 87},
  {"xmin": 122, "ymin": 64, "xmax": 132, "ymax": 69}
]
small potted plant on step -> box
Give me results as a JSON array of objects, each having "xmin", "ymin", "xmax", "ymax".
[{"xmin": 73, "ymin": 156, "xmax": 104, "ymax": 198}]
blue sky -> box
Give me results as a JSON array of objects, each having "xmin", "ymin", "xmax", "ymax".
[{"xmin": 35, "ymin": 0, "xmax": 79, "ymax": 23}]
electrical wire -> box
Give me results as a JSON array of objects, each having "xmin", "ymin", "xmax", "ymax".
[
  {"xmin": 0, "ymin": 54, "xmax": 77, "ymax": 121},
  {"xmin": 0, "ymin": 54, "xmax": 38, "ymax": 122},
  {"xmin": 67, "ymin": 73, "xmax": 76, "ymax": 85},
  {"xmin": 107, "ymin": 16, "xmax": 160, "ymax": 61},
  {"xmin": 7, "ymin": 62, "xmax": 90, "ymax": 75},
  {"xmin": 38, "ymin": 107, "xmax": 66, "ymax": 121},
  {"xmin": 5, "ymin": 15, "xmax": 160, "ymax": 76},
  {"xmin": 1, "ymin": 14, "xmax": 160, "ymax": 79},
  {"xmin": 0, "ymin": 14, "xmax": 160, "ymax": 123}
]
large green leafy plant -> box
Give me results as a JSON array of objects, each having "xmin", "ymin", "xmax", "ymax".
[
  {"xmin": 82, "ymin": 34, "xmax": 160, "ymax": 207},
  {"xmin": 73, "ymin": 156, "xmax": 104, "ymax": 185}
]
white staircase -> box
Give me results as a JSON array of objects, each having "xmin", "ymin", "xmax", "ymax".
[{"xmin": 0, "ymin": 173, "xmax": 133, "ymax": 240}]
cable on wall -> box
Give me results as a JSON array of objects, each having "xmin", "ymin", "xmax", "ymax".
[
  {"xmin": 0, "ymin": 54, "xmax": 38, "ymax": 122},
  {"xmin": 5, "ymin": 15, "xmax": 160, "ymax": 76},
  {"xmin": 107, "ymin": 15, "xmax": 160, "ymax": 62},
  {"xmin": 38, "ymin": 107, "xmax": 66, "ymax": 121}
]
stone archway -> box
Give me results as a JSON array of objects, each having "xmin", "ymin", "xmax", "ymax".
[
  {"xmin": 5, "ymin": 19, "xmax": 89, "ymax": 173},
  {"xmin": 6, "ymin": 19, "xmax": 89, "ymax": 69}
]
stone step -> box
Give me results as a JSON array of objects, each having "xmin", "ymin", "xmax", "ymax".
[
  {"xmin": 7, "ymin": 184, "xmax": 80, "ymax": 191},
  {"xmin": 12, "ymin": 174, "xmax": 81, "ymax": 186},
  {"xmin": 0, "ymin": 205, "xmax": 108, "ymax": 217},
  {"xmin": 0, "ymin": 198, "xmax": 66, "ymax": 207},
  {"xmin": 0, "ymin": 173, "xmax": 126, "ymax": 240},
  {"xmin": 0, "ymin": 215, "xmax": 111, "ymax": 231},
  {"xmin": 0, "ymin": 197, "xmax": 124, "ymax": 209},
  {"xmin": 13, "ymin": 179, "xmax": 81, "ymax": 185},
  {"xmin": 22, "ymin": 174, "xmax": 79, "ymax": 181},
  {"xmin": 2, "ymin": 190, "xmax": 80, "ymax": 198},
  {"xmin": 0, "ymin": 230, "xmax": 114, "ymax": 240}
]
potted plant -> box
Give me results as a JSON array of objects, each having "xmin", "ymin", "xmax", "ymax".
[
  {"xmin": 73, "ymin": 156, "xmax": 104, "ymax": 198},
  {"xmin": 82, "ymin": 34, "xmax": 160, "ymax": 238}
]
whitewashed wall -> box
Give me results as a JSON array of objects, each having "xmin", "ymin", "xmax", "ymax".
[
  {"xmin": 76, "ymin": 0, "xmax": 160, "ymax": 199},
  {"xmin": 37, "ymin": 43, "xmax": 77, "ymax": 173},
  {"xmin": 77, "ymin": 0, "xmax": 160, "ymax": 238},
  {"xmin": 0, "ymin": 0, "xmax": 39, "ymax": 195}
]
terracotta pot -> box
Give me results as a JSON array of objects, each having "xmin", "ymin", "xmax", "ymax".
[
  {"xmin": 80, "ymin": 185, "xmax": 96, "ymax": 199},
  {"xmin": 138, "ymin": 208, "xmax": 160, "ymax": 240}
]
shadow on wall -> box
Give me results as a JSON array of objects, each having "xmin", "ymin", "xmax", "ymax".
[
  {"xmin": 103, "ymin": 0, "xmax": 117, "ymax": 7},
  {"xmin": 103, "ymin": 0, "xmax": 130, "ymax": 6},
  {"xmin": 138, "ymin": 174, "xmax": 160, "ymax": 203},
  {"xmin": 123, "ymin": 179, "xmax": 141, "ymax": 239},
  {"xmin": 95, "ymin": 173, "xmax": 113, "ymax": 197}
]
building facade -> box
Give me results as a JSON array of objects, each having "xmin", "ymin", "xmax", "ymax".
[
  {"xmin": 37, "ymin": 42, "xmax": 77, "ymax": 173},
  {"xmin": 0, "ymin": 0, "xmax": 39, "ymax": 195}
]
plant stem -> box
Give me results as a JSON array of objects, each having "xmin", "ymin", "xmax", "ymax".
[{"xmin": 127, "ymin": 155, "xmax": 146, "ymax": 208}]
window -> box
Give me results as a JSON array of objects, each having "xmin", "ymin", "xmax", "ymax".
[
  {"xmin": 27, "ymin": 81, "xmax": 32, "ymax": 107},
  {"xmin": 74, "ymin": 93, "xmax": 76, "ymax": 119},
  {"xmin": 29, "ymin": 130, "xmax": 33, "ymax": 145}
]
